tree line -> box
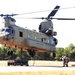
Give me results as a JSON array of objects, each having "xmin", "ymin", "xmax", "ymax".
[
  {"xmin": 56, "ymin": 44, "xmax": 75, "ymax": 61},
  {"xmin": 0, "ymin": 43, "xmax": 75, "ymax": 61}
]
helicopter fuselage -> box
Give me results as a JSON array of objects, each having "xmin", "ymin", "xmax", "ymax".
[
  {"xmin": 0, "ymin": 5, "xmax": 60, "ymax": 55},
  {"xmin": 0, "ymin": 25, "xmax": 56, "ymax": 53}
]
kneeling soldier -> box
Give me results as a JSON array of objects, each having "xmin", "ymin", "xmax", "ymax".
[{"xmin": 62, "ymin": 56, "xmax": 69, "ymax": 67}]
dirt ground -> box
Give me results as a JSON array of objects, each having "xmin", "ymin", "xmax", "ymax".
[
  {"xmin": 0, "ymin": 60, "xmax": 75, "ymax": 66},
  {"xmin": 0, "ymin": 60, "xmax": 75, "ymax": 75},
  {"xmin": 0, "ymin": 71, "xmax": 75, "ymax": 75},
  {"xmin": 29, "ymin": 60, "xmax": 75, "ymax": 66}
]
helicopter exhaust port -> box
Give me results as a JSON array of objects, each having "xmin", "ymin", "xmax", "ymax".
[
  {"xmin": 54, "ymin": 38, "xmax": 58, "ymax": 45},
  {"xmin": 45, "ymin": 29, "xmax": 53, "ymax": 36}
]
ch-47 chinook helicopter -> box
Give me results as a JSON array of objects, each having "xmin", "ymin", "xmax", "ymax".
[
  {"xmin": 0, "ymin": 5, "xmax": 60, "ymax": 58},
  {"xmin": 0, "ymin": 5, "xmax": 75, "ymax": 66}
]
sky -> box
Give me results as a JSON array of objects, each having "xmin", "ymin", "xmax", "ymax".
[{"xmin": 0, "ymin": 0, "xmax": 75, "ymax": 48}]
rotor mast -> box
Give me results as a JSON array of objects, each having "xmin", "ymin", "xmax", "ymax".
[
  {"xmin": 0, "ymin": 14, "xmax": 18, "ymax": 27},
  {"xmin": 39, "ymin": 5, "xmax": 60, "ymax": 34},
  {"xmin": 4, "ymin": 17, "xmax": 16, "ymax": 27}
]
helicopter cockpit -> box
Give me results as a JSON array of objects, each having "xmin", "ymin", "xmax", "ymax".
[
  {"xmin": 0, "ymin": 28, "xmax": 9, "ymax": 37},
  {"xmin": 5, "ymin": 27, "xmax": 11, "ymax": 33},
  {"xmin": 0, "ymin": 27, "xmax": 15, "ymax": 39}
]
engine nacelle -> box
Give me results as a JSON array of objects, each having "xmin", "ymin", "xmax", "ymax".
[
  {"xmin": 39, "ymin": 20, "xmax": 53, "ymax": 33},
  {"xmin": 45, "ymin": 28, "xmax": 53, "ymax": 36}
]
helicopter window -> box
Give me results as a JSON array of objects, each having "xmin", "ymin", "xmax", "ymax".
[
  {"xmin": 49, "ymin": 37, "xmax": 54, "ymax": 45},
  {"xmin": 34, "ymin": 36, "xmax": 37, "ymax": 40},
  {"xmin": 11, "ymin": 30, "xmax": 14, "ymax": 34},
  {"xmin": 19, "ymin": 31, "xmax": 23, "ymax": 37},
  {"xmin": 41, "ymin": 38, "xmax": 44, "ymax": 42},
  {"xmin": 28, "ymin": 34, "xmax": 30, "ymax": 38},
  {"xmin": 0, "ymin": 29, "xmax": 5, "ymax": 32},
  {"xmin": 2, "ymin": 29, "xmax": 5, "ymax": 31},
  {"xmin": 5, "ymin": 28, "xmax": 11, "ymax": 33}
]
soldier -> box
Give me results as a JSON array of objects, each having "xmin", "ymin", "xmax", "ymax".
[{"xmin": 62, "ymin": 56, "xmax": 70, "ymax": 67}]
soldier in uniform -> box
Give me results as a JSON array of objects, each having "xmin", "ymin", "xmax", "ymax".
[{"xmin": 62, "ymin": 56, "xmax": 70, "ymax": 67}]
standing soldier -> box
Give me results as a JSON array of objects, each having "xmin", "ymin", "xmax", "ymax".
[{"xmin": 62, "ymin": 56, "xmax": 70, "ymax": 67}]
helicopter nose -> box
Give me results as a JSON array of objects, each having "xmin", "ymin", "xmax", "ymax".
[{"xmin": 0, "ymin": 32, "xmax": 9, "ymax": 37}]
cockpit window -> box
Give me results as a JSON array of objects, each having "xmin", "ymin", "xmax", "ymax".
[
  {"xmin": 5, "ymin": 28, "xmax": 11, "ymax": 32},
  {"xmin": 0, "ymin": 26, "xmax": 15, "ymax": 37},
  {"xmin": 0, "ymin": 29, "xmax": 5, "ymax": 32}
]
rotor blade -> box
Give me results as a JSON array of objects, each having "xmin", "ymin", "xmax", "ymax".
[
  {"xmin": 52, "ymin": 18, "xmax": 75, "ymax": 20},
  {"xmin": 14, "ymin": 17, "xmax": 75, "ymax": 20},
  {"xmin": 14, "ymin": 17, "xmax": 47, "ymax": 19},
  {"xmin": 0, "ymin": 14, "xmax": 19, "ymax": 17},
  {"xmin": 32, "ymin": 17, "xmax": 47, "ymax": 19},
  {"xmin": 47, "ymin": 5, "xmax": 60, "ymax": 19}
]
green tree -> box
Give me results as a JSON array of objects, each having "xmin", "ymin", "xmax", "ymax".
[
  {"xmin": 64, "ymin": 44, "xmax": 75, "ymax": 57},
  {"xmin": 35, "ymin": 52, "xmax": 50, "ymax": 60},
  {"xmin": 56, "ymin": 47, "xmax": 64, "ymax": 60}
]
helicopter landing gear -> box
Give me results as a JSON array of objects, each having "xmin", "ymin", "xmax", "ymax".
[
  {"xmin": 7, "ymin": 48, "xmax": 14, "ymax": 66},
  {"xmin": 53, "ymin": 52, "xmax": 56, "ymax": 58},
  {"xmin": 7, "ymin": 47, "xmax": 14, "ymax": 59},
  {"xmin": 28, "ymin": 49, "xmax": 36, "ymax": 66},
  {"xmin": 28, "ymin": 49, "xmax": 36, "ymax": 57},
  {"xmin": 18, "ymin": 49, "xmax": 29, "ymax": 66},
  {"xmin": 7, "ymin": 50, "xmax": 13, "ymax": 56}
]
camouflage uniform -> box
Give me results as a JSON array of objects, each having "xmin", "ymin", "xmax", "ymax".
[{"xmin": 62, "ymin": 56, "xmax": 69, "ymax": 67}]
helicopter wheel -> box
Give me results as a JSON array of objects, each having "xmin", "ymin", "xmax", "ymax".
[
  {"xmin": 7, "ymin": 50, "xmax": 13, "ymax": 56},
  {"xmin": 53, "ymin": 52, "xmax": 56, "ymax": 57},
  {"xmin": 28, "ymin": 49, "xmax": 36, "ymax": 57}
]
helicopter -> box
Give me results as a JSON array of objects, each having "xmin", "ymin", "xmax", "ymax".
[
  {"xmin": 0, "ymin": 5, "xmax": 60, "ymax": 57},
  {"xmin": 0, "ymin": 5, "xmax": 75, "ymax": 66}
]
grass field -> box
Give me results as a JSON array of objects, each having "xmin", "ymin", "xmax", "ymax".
[{"xmin": 0, "ymin": 60, "xmax": 75, "ymax": 75}]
